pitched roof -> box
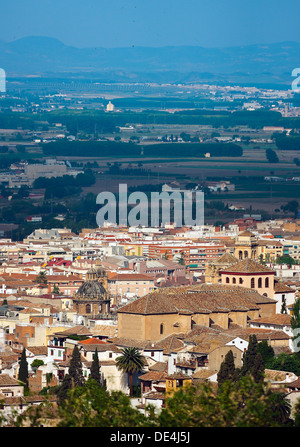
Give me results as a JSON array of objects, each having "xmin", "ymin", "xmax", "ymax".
[
  {"xmin": 0, "ymin": 374, "xmax": 21, "ymax": 387},
  {"xmin": 274, "ymin": 281, "xmax": 295, "ymax": 293},
  {"xmin": 139, "ymin": 371, "xmax": 168, "ymax": 382},
  {"xmin": 53, "ymin": 325, "xmax": 92, "ymax": 337},
  {"xmin": 250, "ymin": 314, "xmax": 291, "ymax": 326},
  {"xmin": 210, "ymin": 252, "xmax": 238, "ymax": 266},
  {"xmin": 149, "ymin": 362, "xmax": 168, "ymax": 372},
  {"xmin": 117, "ymin": 283, "xmax": 275, "ymax": 315},
  {"xmin": 192, "ymin": 369, "xmax": 216, "ymax": 380},
  {"xmin": 220, "ymin": 258, "xmax": 275, "ymax": 274},
  {"xmin": 79, "ymin": 343, "xmax": 121, "ymax": 353},
  {"xmin": 222, "ymin": 327, "xmax": 290, "ymax": 341},
  {"xmin": 79, "ymin": 337, "xmax": 108, "ymax": 345},
  {"xmin": 26, "ymin": 346, "xmax": 48, "ymax": 356}
]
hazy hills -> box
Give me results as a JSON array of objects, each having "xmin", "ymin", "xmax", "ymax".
[{"xmin": 1, "ymin": 36, "xmax": 299, "ymax": 85}]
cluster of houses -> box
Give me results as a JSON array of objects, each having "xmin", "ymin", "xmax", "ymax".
[{"xmin": 0, "ymin": 222, "xmax": 300, "ymax": 421}]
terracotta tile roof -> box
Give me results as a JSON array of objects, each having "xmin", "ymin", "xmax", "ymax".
[
  {"xmin": 165, "ymin": 372, "xmax": 191, "ymax": 380},
  {"xmin": 108, "ymin": 273, "xmax": 154, "ymax": 282},
  {"xmin": 53, "ymin": 325, "xmax": 92, "ymax": 337},
  {"xmin": 80, "ymin": 343, "xmax": 121, "ymax": 353},
  {"xmin": 89, "ymin": 325, "xmax": 117, "ymax": 338},
  {"xmin": 154, "ymin": 335, "xmax": 185, "ymax": 354},
  {"xmin": 222, "ymin": 327, "xmax": 290, "ymax": 341},
  {"xmin": 264, "ymin": 369, "xmax": 296, "ymax": 382},
  {"xmin": 117, "ymin": 283, "xmax": 275, "ymax": 315},
  {"xmin": 238, "ymin": 231, "xmax": 256, "ymax": 237},
  {"xmin": 220, "ymin": 258, "xmax": 275, "ymax": 274},
  {"xmin": 274, "ymin": 282, "xmax": 295, "ymax": 293},
  {"xmin": 26, "ymin": 346, "xmax": 48, "ymax": 356},
  {"xmin": 108, "ymin": 337, "xmax": 160, "ymax": 350},
  {"xmin": 250, "ymin": 314, "xmax": 291, "ymax": 326},
  {"xmin": 144, "ymin": 391, "xmax": 165, "ymax": 400},
  {"xmin": 286, "ymin": 378, "xmax": 300, "ymax": 389},
  {"xmin": 149, "ymin": 362, "xmax": 168, "ymax": 372},
  {"xmin": 79, "ymin": 337, "xmax": 108, "ymax": 345},
  {"xmin": 192, "ymin": 369, "xmax": 216, "ymax": 380},
  {"xmin": 0, "ymin": 374, "xmax": 21, "ymax": 386},
  {"xmin": 210, "ymin": 252, "xmax": 238, "ymax": 265},
  {"xmin": 139, "ymin": 371, "xmax": 168, "ymax": 382}
]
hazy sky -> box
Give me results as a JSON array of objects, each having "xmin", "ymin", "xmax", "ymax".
[{"xmin": 2, "ymin": 0, "xmax": 300, "ymax": 48}]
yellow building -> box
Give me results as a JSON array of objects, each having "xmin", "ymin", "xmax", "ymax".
[
  {"xmin": 220, "ymin": 258, "xmax": 275, "ymax": 298},
  {"xmin": 234, "ymin": 231, "xmax": 259, "ymax": 261},
  {"xmin": 165, "ymin": 373, "xmax": 192, "ymax": 396},
  {"xmin": 205, "ymin": 252, "xmax": 238, "ymax": 284},
  {"xmin": 117, "ymin": 283, "xmax": 277, "ymax": 341}
]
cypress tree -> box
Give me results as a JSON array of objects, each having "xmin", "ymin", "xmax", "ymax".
[
  {"xmin": 241, "ymin": 334, "xmax": 258, "ymax": 376},
  {"xmin": 57, "ymin": 374, "xmax": 73, "ymax": 406},
  {"xmin": 217, "ymin": 350, "xmax": 236, "ymax": 387},
  {"xmin": 240, "ymin": 334, "xmax": 266, "ymax": 383},
  {"xmin": 18, "ymin": 348, "xmax": 29, "ymax": 391},
  {"xmin": 251, "ymin": 352, "xmax": 265, "ymax": 383},
  {"xmin": 68, "ymin": 345, "xmax": 85, "ymax": 387},
  {"xmin": 257, "ymin": 340, "xmax": 275, "ymax": 367},
  {"xmin": 90, "ymin": 348, "xmax": 101, "ymax": 384}
]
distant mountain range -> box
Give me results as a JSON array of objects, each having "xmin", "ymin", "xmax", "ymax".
[{"xmin": 0, "ymin": 36, "xmax": 299, "ymax": 85}]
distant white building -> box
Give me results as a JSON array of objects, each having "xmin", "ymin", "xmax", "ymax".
[{"xmin": 106, "ymin": 101, "xmax": 115, "ymax": 112}]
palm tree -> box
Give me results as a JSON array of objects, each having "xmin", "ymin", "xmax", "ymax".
[
  {"xmin": 115, "ymin": 347, "xmax": 146, "ymax": 397},
  {"xmin": 267, "ymin": 390, "xmax": 292, "ymax": 425}
]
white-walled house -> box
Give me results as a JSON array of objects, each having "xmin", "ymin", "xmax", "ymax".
[
  {"xmin": 226, "ymin": 336, "xmax": 248, "ymax": 352},
  {"xmin": 249, "ymin": 314, "xmax": 294, "ymax": 351},
  {"xmin": 274, "ymin": 282, "xmax": 296, "ymax": 314},
  {"xmin": 78, "ymin": 340, "xmax": 129, "ymax": 394}
]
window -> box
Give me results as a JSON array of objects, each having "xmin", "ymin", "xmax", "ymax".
[
  {"xmin": 258, "ymin": 277, "xmax": 262, "ymax": 288},
  {"xmin": 239, "ymin": 278, "xmax": 243, "ymax": 284},
  {"xmin": 232, "ymin": 277, "xmax": 236, "ymax": 284},
  {"xmin": 226, "ymin": 277, "xmax": 230, "ymax": 284},
  {"xmin": 160, "ymin": 324, "xmax": 164, "ymax": 335},
  {"xmin": 251, "ymin": 278, "xmax": 255, "ymax": 288},
  {"xmin": 265, "ymin": 277, "xmax": 269, "ymax": 288}
]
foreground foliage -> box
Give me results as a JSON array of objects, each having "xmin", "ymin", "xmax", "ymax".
[{"xmin": 12, "ymin": 375, "xmax": 297, "ymax": 428}]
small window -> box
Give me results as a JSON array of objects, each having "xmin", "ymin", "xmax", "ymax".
[{"xmin": 160, "ymin": 324, "xmax": 164, "ymax": 335}]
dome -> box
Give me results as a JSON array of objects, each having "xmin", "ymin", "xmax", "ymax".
[{"xmin": 75, "ymin": 280, "xmax": 108, "ymax": 301}]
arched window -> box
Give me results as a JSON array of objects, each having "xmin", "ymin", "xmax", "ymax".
[
  {"xmin": 239, "ymin": 251, "xmax": 243, "ymax": 260},
  {"xmin": 258, "ymin": 277, "xmax": 262, "ymax": 288},
  {"xmin": 239, "ymin": 277, "xmax": 243, "ymax": 284},
  {"xmin": 265, "ymin": 277, "xmax": 269, "ymax": 288},
  {"xmin": 251, "ymin": 278, "xmax": 255, "ymax": 288},
  {"xmin": 233, "ymin": 277, "xmax": 236, "ymax": 284},
  {"xmin": 226, "ymin": 277, "xmax": 230, "ymax": 284},
  {"xmin": 160, "ymin": 324, "xmax": 164, "ymax": 335},
  {"xmin": 244, "ymin": 251, "xmax": 248, "ymax": 258}
]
